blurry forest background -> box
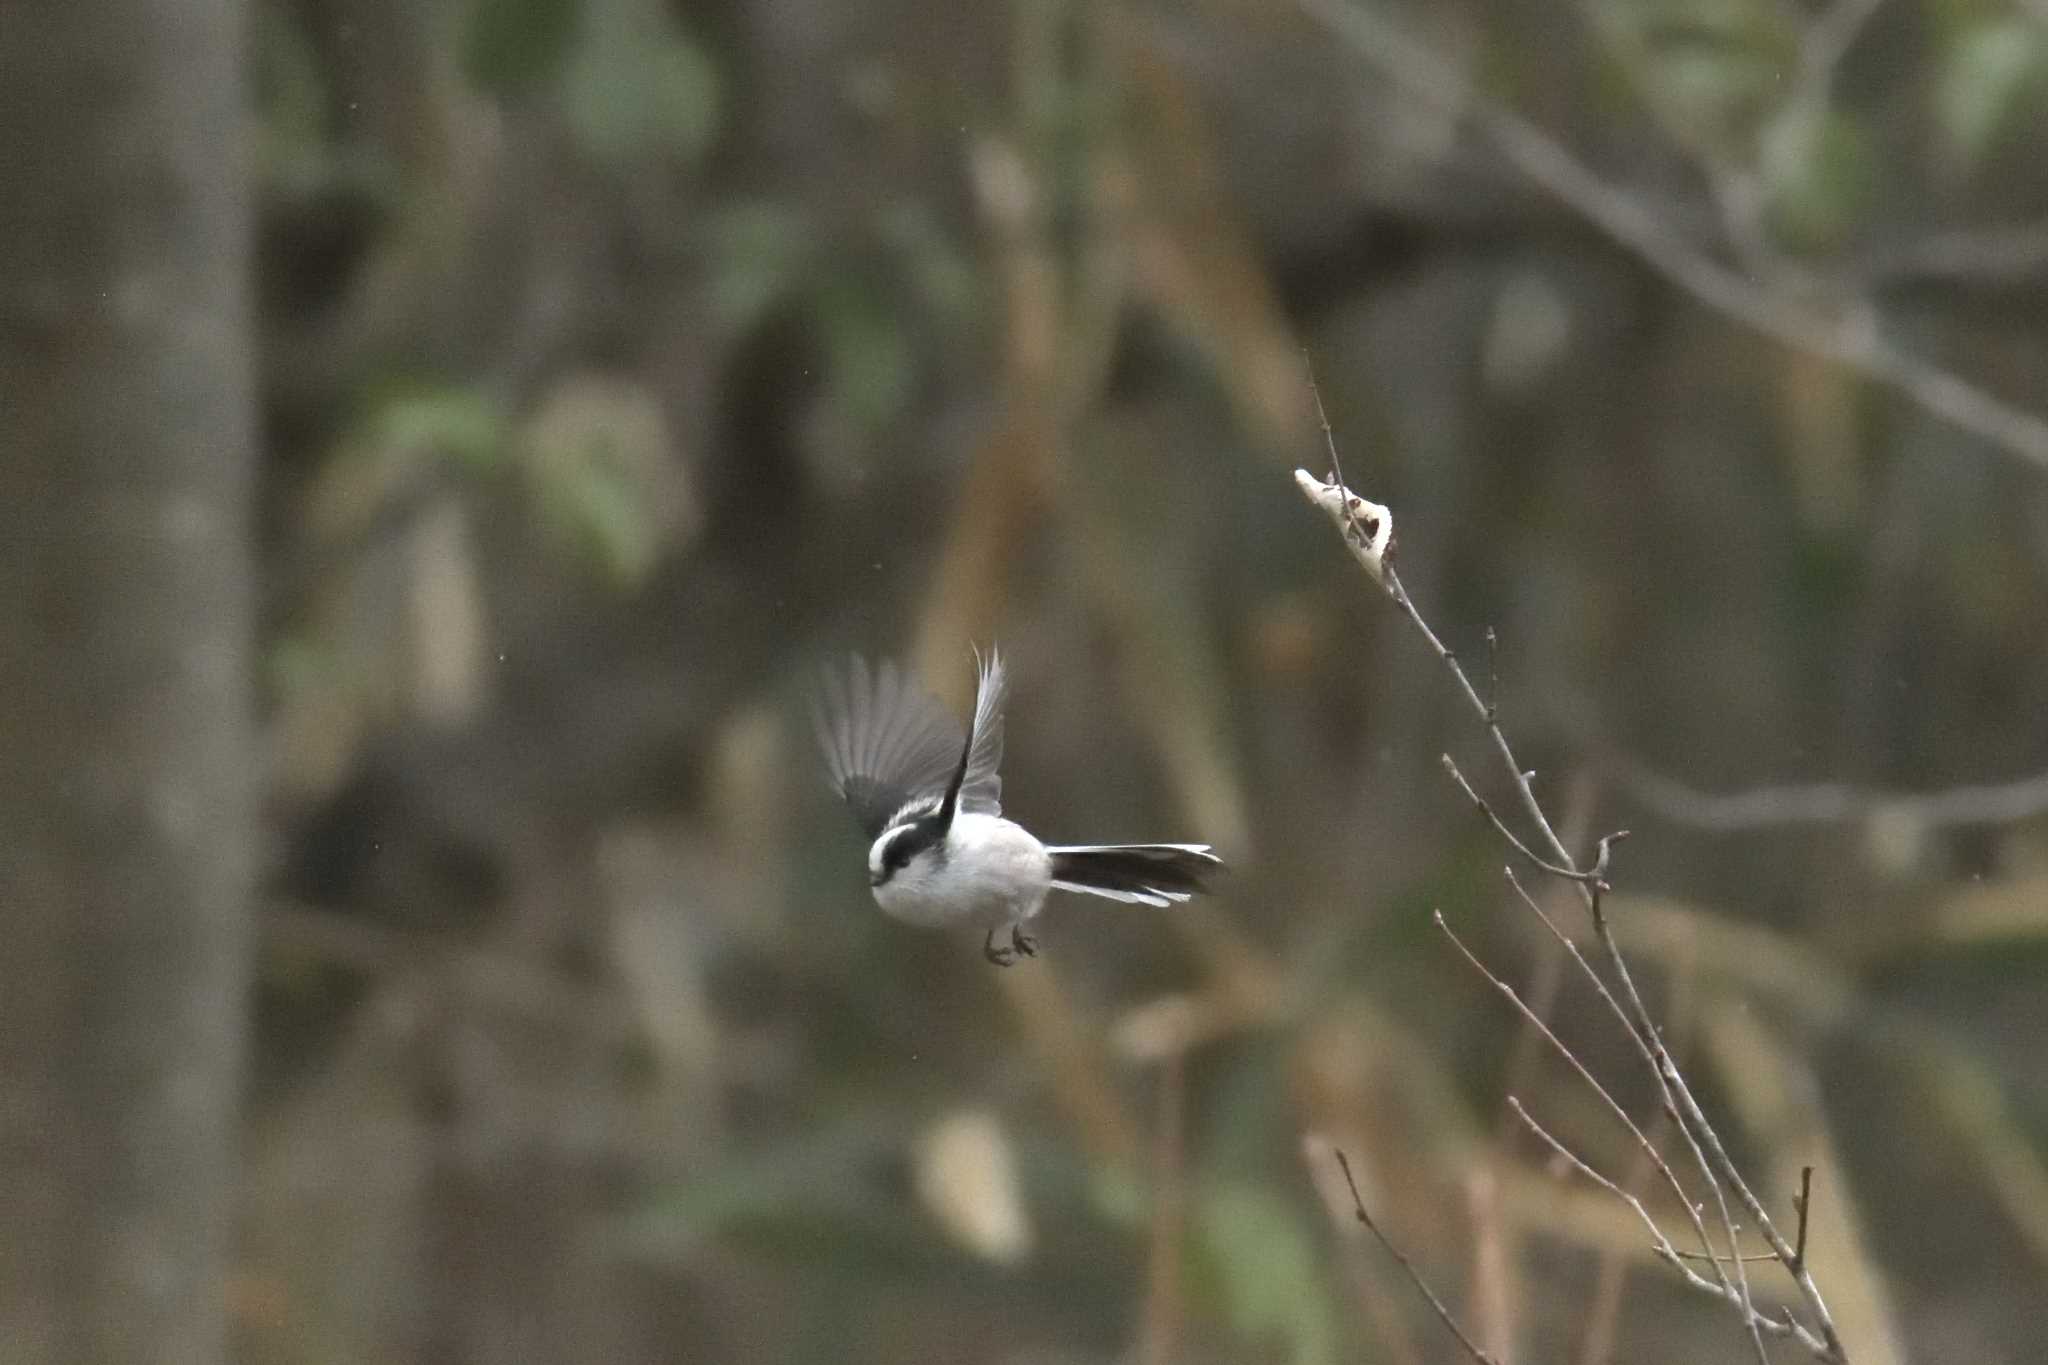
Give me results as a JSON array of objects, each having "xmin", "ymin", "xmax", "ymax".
[{"xmin": 5, "ymin": 0, "xmax": 2048, "ymax": 1361}]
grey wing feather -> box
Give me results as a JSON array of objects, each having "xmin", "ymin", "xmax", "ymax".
[
  {"xmin": 812, "ymin": 655, "xmax": 964, "ymax": 837},
  {"xmin": 959, "ymin": 645, "xmax": 1007, "ymax": 815}
]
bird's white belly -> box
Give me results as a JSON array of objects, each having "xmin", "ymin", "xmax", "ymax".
[{"xmin": 872, "ymin": 813, "xmax": 1052, "ymax": 928}]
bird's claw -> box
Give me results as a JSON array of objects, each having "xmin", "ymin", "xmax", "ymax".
[{"xmin": 983, "ymin": 926, "xmax": 1036, "ymax": 966}]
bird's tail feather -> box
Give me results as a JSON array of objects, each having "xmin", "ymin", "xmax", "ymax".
[{"xmin": 1046, "ymin": 843, "xmax": 1224, "ymax": 907}]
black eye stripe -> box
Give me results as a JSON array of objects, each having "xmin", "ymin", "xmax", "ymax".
[{"xmin": 872, "ymin": 816, "xmax": 945, "ymax": 884}]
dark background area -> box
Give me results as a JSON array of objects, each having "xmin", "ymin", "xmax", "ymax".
[{"xmin": 5, "ymin": 0, "xmax": 2048, "ymax": 1360}]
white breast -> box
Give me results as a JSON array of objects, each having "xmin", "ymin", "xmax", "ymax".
[{"xmin": 872, "ymin": 813, "xmax": 1052, "ymax": 928}]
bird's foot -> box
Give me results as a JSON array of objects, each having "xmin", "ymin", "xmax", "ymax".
[
  {"xmin": 1010, "ymin": 926, "xmax": 1038, "ymax": 958},
  {"xmin": 983, "ymin": 929, "xmax": 1016, "ymax": 967}
]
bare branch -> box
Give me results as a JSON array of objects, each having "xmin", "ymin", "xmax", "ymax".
[
  {"xmin": 1511, "ymin": 1100, "xmax": 1834, "ymax": 1356},
  {"xmin": 1290, "ymin": 0, "xmax": 2048, "ymax": 472},
  {"xmin": 1793, "ymin": 1165, "xmax": 1816, "ymax": 1276},
  {"xmin": 1444, "ymin": 756, "xmax": 1579, "ymax": 879},
  {"xmin": 1434, "ymin": 910, "xmax": 1727, "ymax": 1281},
  {"xmin": 1483, "ymin": 627, "xmax": 1499, "ymax": 723},
  {"xmin": 1333, "ymin": 1150, "xmax": 1501, "ymax": 1365},
  {"xmin": 1295, "ymin": 450, "xmax": 1852, "ymax": 1360}
]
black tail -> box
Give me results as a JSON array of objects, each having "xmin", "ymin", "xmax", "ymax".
[{"xmin": 1047, "ymin": 843, "xmax": 1225, "ymax": 907}]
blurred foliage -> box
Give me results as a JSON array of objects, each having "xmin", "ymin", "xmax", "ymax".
[
  {"xmin": 462, "ymin": 0, "xmax": 581, "ymax": 95},
  {"xmin": 560, "ymin": 0, "xmax": 720, "ymax": 167},
  {"xmin": 1937, "ymin": 15, "xmax": 2048, "ymax": 169},
  {"xmin": 210, "ymin": 0, "xmax": 2048, "ymax": 1359}
]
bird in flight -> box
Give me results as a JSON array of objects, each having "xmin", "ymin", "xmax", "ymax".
[{"xmin": 814, "ymin": 648, "xmax": 1225, "ymax": 965}]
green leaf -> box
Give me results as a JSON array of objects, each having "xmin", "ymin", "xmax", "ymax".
[
  {"xmin": 374, "ymin": 388, "xmax": 507, "ymax": 472},
  {"xmin": 1195, "ymin": 1182, "xmax": 1339, "ymax": 1365},
  {"xmin": 1759, "ymin": 105, "xmax": 1877, "ymax": 250},
  {"xmin": 463, "ymin": 0, "xmax": 581, "ymax": 97},
  {"xmin": 817, "ymin": 282, "xmax": 913, "ymax": 429},
  {"xmin": 519, "ymin": 375, "xmax": 695, "ymax": 585},
  {"xmin": 702, "ymin": 201, "xmax": 812, "ymax": 326},
  {"xmin": 1938, "ymin": 18, "xmax": 2048, "ymax": 169},
  {"xmin": 252, "ymin": 5, "xmax": 331, "ymax": 189},
  {"xmin": 1649, "ymin": 42, "xmax": 1782, "ymax": 143},
  {"xmin": 561, "ymin": 0, "xmax": 720, "ymax": 166}
]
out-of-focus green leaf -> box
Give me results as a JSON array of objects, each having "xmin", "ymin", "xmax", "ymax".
[
  {"xmin": 265, "ymin": 635, "xmax": 335, "ymax": 699},
  {"xmin": 374, "ymin": 387, "xmax": 507, "ymax": 472},
  {"xmin": 561, "ymin": 0, "xmax": 720, "ymax": 167},
  {"xmin": 1603, "ymin": 0, "xmax": 1791, "ymax": 144},
  {"xmin": 1937, "ymin": 18, "xmax": 2048, "ymax": 169},
  {"xmin": 463, "ymin": 0, "xmax": 581, "ymax": 97},
  {"xmin": 252, "ymin": 5, "xmax": 330, "ymax": 189},
  {"xmin": 622, "ymin": 1117, "xmax": 909, "ymax": 1262},
  {"xmin": 818, "ymin": 281, "xmax": 913, "ymax": 429},
  {"xmin": 702, "ymin": 201, "xmax": 812, "ymax": 326},
  {"xmin": 520, "ymin": 374, "xmax": 697, "ymax": 585},
  {"xmin": 877, "ymin": 202, "xmax": 980, "ymax": 331},
  {"xmin": 1759, "ymin": 104, "xmax": 1878, "ymax": 251},
  {"xmin": 1648, "ymin": 42, "xmax": 1782, "ymax": 143},
  {"xmin": 1195, "ymin": 1182, "xmax": 1339, "ymax": 1365}
]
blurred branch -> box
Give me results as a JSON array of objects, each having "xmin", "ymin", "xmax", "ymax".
[
  {"xmin": 1293, "ymin": 0, "xmax": 2048, "ymax": 472},
  {"xmin": 1858, "ymin": 219, "xmax": 2048, "ymax": 285},
  {"xmin": 1463, "ymin": 1163, "xmax": 1516, "ymax": 1363},
  {"xmin": 910, "ymin": 46, "xmax": 1143, "ymax": 1165},
  {"xmin": 1612, "ymin": 754, "xmax": 2048, "ymax": 833},
  {"xmin": 263, "ymin": 900, "xmax": 637, "ymax": 1042},
  {"xmin": 1792, "ymin": 0, "xmax": 1889, "ymax": 118},
  {"xmin": 1295, "ymin": 458, "xmax": 1854, "ymax": 1361},
  {"xmin": 1137, "ymin": 1052, "xmax": 1186, "ymax": 1365}
]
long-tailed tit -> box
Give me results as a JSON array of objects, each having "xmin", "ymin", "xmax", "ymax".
[{"xmin": 813, "ymin": 649, "xmax": 1225, "ymax": 965}]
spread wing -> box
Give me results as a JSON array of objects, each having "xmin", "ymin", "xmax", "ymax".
[
  {"xmin": 958, "ymin": 645, "xmax": 1006, "ymax": 816},
  {"xmin": 812, "ymin": 655, "xmax": 967, "ymax": 838}
]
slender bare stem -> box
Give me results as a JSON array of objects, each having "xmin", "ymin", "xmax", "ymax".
[
  {"xmin": 1434, "ymin": 910, "xmax": 1723, "ymax": 1278},
  {"xmin": 1442, "ymin": 754, "xmax": 1609, "ymax": 884},
  {"xmin": 1511, "ymin": 1100, "xmax": 1833, "ymax": 1356},
  {"xmin": 1295, "ymin": 456, "xmax": 1850, "ymax": 1361},
  {"xmin": 1334, "ymin": 1150, "xmax": 1501, "ymax": 1365}
]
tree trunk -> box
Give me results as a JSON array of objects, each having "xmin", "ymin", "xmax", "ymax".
[{"xmin": 0, "ymin": 0, "xmax": 256, "ymax": 1360}]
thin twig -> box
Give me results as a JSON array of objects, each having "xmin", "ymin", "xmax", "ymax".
[
  {"xmin": 1676, "ymin": 1250, "xmax": 1785, "ymax": 1266},
  {"xmin": 1434, "ymin": 910, "xmax": 1724, "ymax": 1276},
  {"xmin": 1334, "ymin": 1150, "xmax": 1501, "ymax": 1365},
  {"xmin": 1792, "ymin": 1165, "xmax": 1815, "ymax": 1276},
  {"xmin": 1296, "ymin": 456, "xmax": 1849, "ymax": 1361},
  {"xmin": 1483, "ymin": 627, "xmax": 1500, "ymax": 722},
  {"xmin": 1511, "ymin": 1100, "xmax": 1833, "ymax": 1355},
  {"xmin": 1589, "ymin": 901, "xmax": 1840, "ymax": 1358},
  {"xmin": 1442, "ymin": 753, "xmax": 1607, "ymax": 884}
]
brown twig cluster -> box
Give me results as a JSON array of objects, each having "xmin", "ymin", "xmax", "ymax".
[{"xmin": 1295, "ymin": 408, "xmax": 1850, "ymax": 1361}]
